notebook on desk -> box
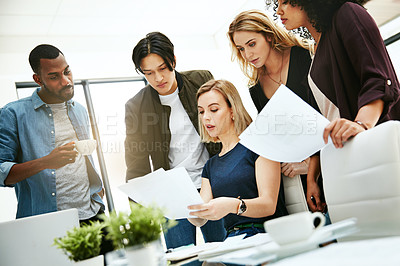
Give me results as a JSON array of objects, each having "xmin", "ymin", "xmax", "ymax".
[{"xmin": 0, "ymin": 208, "xmax": 79, "ymax": 266}]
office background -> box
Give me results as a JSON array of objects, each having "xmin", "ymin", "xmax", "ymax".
[{"xmin": 1, "ymin": 0, "xmax": 399, "ymax": 221}]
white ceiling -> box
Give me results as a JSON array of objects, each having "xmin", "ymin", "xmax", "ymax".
[
  {"xmin": 0, "ymin": 0, "xmax": 398, "ymax": 50},
  {"xmin": 0, "ymin": 0, "xmax": 399, "ymax": 80},
  {"xmin": 0, "ymin": 0, "xmax": 263, "ymax": 36},
  {"xmin": 0, "ymin": 0, "xmax": 268, "ymax": 52}
]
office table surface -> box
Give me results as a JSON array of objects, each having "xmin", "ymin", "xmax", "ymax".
[
  {"xmin": 270, "ymin": 236, "xmax": 400, "ymax": 266},
  {"xmin": 178, "ymin": 236, "xmax": 400, "ymax": 266}
]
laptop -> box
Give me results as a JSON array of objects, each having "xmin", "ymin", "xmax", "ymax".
[{"xmin": 0, "ymin": 208, "xmax": 79, "ymax": 266}]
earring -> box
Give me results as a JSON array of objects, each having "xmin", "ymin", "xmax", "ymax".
[{"xmin": 232, "ymin": 116, "xmax": 235, "ymax": 121}]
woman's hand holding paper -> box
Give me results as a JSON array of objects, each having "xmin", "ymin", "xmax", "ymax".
[{"xmin": 188, "ymin": 197, "xmax": 239, "ymax": 220}]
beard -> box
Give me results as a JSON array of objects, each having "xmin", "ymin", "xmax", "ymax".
[{"xmin": 42, "ymin": 83, "xmax": 74, "ymax": 103}]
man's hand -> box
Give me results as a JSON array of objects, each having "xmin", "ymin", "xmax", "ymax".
[
  {"xmin": 5, "ymin": 142, "xmax": 78, "ymax": 185},
  {"xmin": 98, "ymin": 187, "xmax": 105, "ymax": 199},
  {"xmin": 306, "ymin": 181, "xmax": 326, "ymax": 212},
  {"xmin": 43, "ymin": 142, "xmax": 78, "ymax": 169}
]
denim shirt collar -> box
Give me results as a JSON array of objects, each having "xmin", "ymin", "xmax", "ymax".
[{"xmin": 32, "ymin": 88, "xmax": 75, "ymax": 110}]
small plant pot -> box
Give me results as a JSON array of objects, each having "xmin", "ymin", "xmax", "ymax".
[
  {"xmin": 74, "ymin": 255, "xmax": 104, "ymax": 266},
  {"xmin": 124, "ymin": 239, "xmax": 166, "ymax": 266}
]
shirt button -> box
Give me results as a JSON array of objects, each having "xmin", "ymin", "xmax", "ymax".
[
  {"xmin": 51, "ymin": 193, "xmax": 55, "ymax": 196},
  {"xmin": 51, "ymin": 131, "xmax": 54, "ymax": 134},
  {"xmin": 387, "ymin": 79, "xmax": 392, "ymax": 86},
  {"xmin": 49, "ymin": 114, "xmax": 52, "ymax": 117},
  {"xmin": 51, "ymin": 171, "xmax": 55, "ymax": 175}
]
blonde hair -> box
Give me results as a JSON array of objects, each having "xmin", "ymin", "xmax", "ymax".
[
  {"xmin": 196, "ymin": 79, "xmax": 252, "ymax": 143},
  {"xmin": 228, "ymin": 10, "xmax": 311, "ymax": 86}
]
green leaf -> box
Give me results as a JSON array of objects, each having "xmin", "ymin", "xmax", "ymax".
[
  {"xmin": 53, "ymin": 221, "xmax": 104, "ymax": 262},
  {"xmin": 101, "ymin": 202, "xmax": 176, "ymax": 249}
]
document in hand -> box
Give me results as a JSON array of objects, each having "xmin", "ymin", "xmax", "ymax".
[
  {"xmin": 239, "ymin": 84, "xmax": 331, "ymax": 162},
  {"xmin": 118, "ymin": 167, "xmax": 204, "ymax": 219}
]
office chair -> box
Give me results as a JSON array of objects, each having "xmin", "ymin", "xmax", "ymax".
[
  {"xmin": 282, "ymin": 174, "xmax": 309, "ymax": 214},
  {"xmin": 321, "ymin": 120, "xmax": 400, "ymax": 240}
]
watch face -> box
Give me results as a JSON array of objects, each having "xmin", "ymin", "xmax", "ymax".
[
  {"xmin": 240, "ymin": 203, "xmax": 247, "ymax": 212},
  {"xmin": 238, "ymin": 200, "xmax": 247, "ymax": 215}
]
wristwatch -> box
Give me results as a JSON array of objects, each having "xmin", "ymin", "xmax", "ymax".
[{"xmin": 237, "ymin": 197, "xmax": 247, "ymax": 216}]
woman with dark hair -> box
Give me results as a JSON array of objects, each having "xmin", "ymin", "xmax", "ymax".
[
  {"xmin": 125, "ymin": 32, "xmax": 226, "ymax": 255},
  {"xmin": 267, "ymin": 0, "xmax": 400, "ymax": 211},
  {"xmin": 267, "ymin": 0, "xmax": 400, "ymax": 147}
]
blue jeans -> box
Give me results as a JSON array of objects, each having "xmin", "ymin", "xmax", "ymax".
[
  {"xmin": 164, "ymin": 218, "xmax": 226, "ymax": 249},
  {"xmin": 226, "ymin": 225, "xmax": 265, "ymax": 239},
  {"xmin": 324, "ymin": 211, "xmax": 332, "ymax": 225}
]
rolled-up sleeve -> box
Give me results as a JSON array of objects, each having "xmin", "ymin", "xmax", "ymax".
[
  {"xmin": 0, "ymin": 106, "xmax": 19, "ymax": 187},
  {"xmin": 0, "ymin": 162, "xmax": 16, "ymax": 187},
  {"xmin": 335, "ymin": 3, "xmax": 400, "ymax": 113}
]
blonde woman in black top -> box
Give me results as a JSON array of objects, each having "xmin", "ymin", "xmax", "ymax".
[{"xmin": 228, "ymin": 10, "xmax": 325, "ymax": 212}]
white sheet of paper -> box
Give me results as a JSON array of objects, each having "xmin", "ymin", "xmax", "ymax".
[
  {"xmin": 119, "ymin": 167, "xmax": 204, "ymax": 219},
  {"xmin": 206, "ymin": 248, "xmax": 277, "ymax": 266},
  {"xmin": 269, "ymin": 236, "xmax": 400, "ymax": 266},
  {"xmin": 239, "ymin": 85, "xmax": 331, "ymax": 162},
  {"xmin": 199, "ymin": 233, "xmax": 272, "ymax": 260}
]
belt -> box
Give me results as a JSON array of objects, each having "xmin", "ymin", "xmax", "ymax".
[{"xmin": 227, "ymin": 223, "xmax": 264, "ymax": 234}]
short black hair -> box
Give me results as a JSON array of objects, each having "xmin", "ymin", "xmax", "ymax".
[
  {"xmin": 29, "ymin": 44, "xmax": 63, "ymax": 74},
  {"xmin": 132, "ymin": 32, "xmax": 175, "ymax": 74}
]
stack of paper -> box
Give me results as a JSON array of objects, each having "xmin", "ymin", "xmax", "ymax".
[
  {"xmin": 204, "ymin": 218, "xmax": 358, "ymax": 265},
  {"xmin": 165, "ymin": 242, "xmax": 220, "ymax": 263},
  {"xmin": 118, "ymin": 167, "xmax": 203, "ymax": 219},
  {"xmin": 198, "ymin": 233, "xmax": 272, "ymax": 260}
]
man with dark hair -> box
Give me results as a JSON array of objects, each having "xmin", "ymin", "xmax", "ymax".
[
  {"xmin": 0, "ymin": 44, "xmax": 105, "ymax": 222},
  {"xmin": 125, "ymin": 32, "xmax": 226, "ymax": 254}
]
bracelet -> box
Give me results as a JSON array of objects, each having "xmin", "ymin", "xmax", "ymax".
[{"xmin": 354, "ymin": 120, "xmax": 368, "ymax": 130}]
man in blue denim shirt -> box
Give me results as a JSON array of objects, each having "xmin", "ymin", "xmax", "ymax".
[{"xmin": 0, "ymin": 44, "xmax": 105, "ymax": 220}]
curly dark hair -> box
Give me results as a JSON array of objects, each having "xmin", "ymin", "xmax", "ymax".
[{"xmin": 265, "ymin": 0, "xmax": 369, "ymax": 34}]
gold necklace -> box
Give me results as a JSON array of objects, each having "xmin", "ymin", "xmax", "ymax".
[{"xmin": 266, "ymin": 52, "xmax": 284, "ymax": 85}]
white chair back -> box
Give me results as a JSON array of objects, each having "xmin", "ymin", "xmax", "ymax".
[
  {"xmin": 282, "ymin": 174, "xmax": 308, "ymax": 214},
  {"xmin": 321, "ymin": 120, "xmax": 400, "ymax": 241},
  {"xmin": 0, "ymin": 208, "xmax": 79, "ymax": 266}
]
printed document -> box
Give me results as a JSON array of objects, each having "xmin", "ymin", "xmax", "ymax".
[
  {"xmin": 240, "ymin": 85, "xmax": 331, "ymax": 162},
  {"xmin": 119, "ymin": 167, "xmax": 203, "ymax": 219}
]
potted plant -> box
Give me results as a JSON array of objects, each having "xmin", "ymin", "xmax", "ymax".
[
  {"xmin": 54, "ymin": 221, "xmax": 104, "ymax": 265},
  {"xmin": 101, "ymin": 202, "xmax": 176, "ymax": 266}
]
